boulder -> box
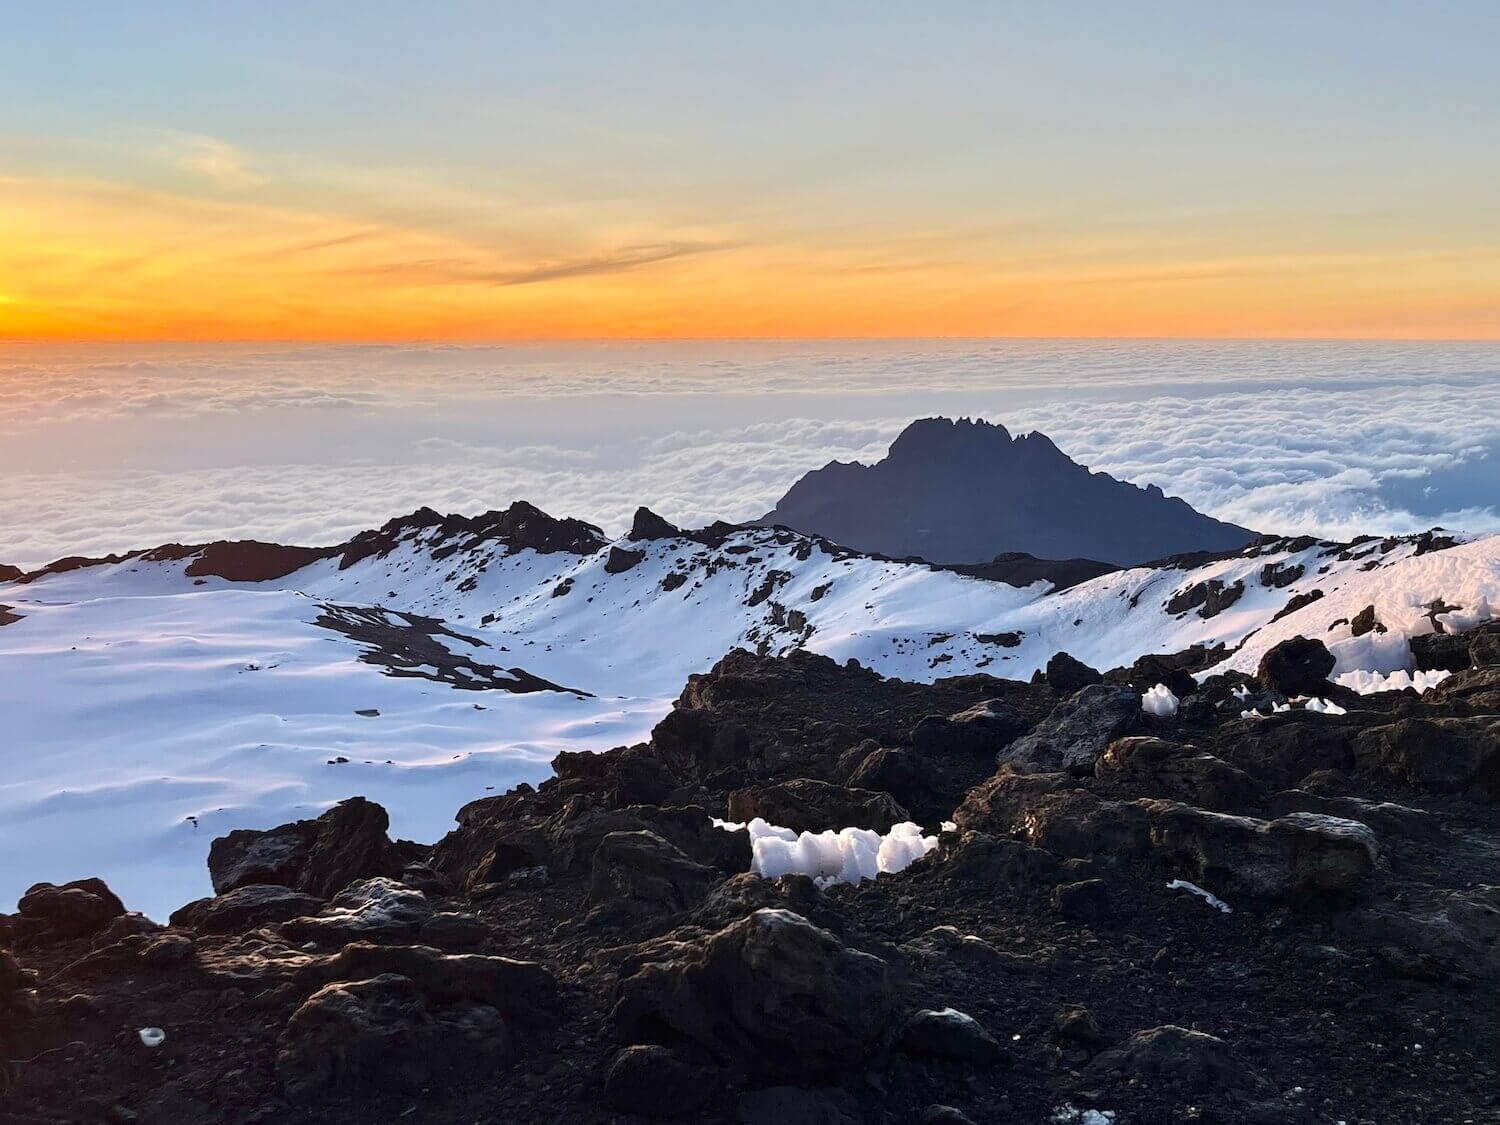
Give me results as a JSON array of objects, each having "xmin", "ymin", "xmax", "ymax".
[
  {"xmin": 587, "ymin": 830, "xmax": 717, "ymax": 921},
  {"xmin": 16, "ymin": 879, "xmax": 125, "ymax": 941},
  {"xmin": 613, "ymin": 908, "xmax": 894, "ymax": 1080},
  {"xmin": 1214, "ymin": 712, "xmax": 1358, "ymax": 789},
  {"xmin": 605, "ymin": 546, "xmax": 647, "ymax": 574},
  {"xmin": 1410, "ymin": 631, "xmax": 1474, "ymax": 673},
  {"xmin": 1148, "ymin": 804, "xmax": 1378, "ymax": 903},
  {"xmin": 1107, "ymin": 653, "xmax": 1199, "ymax": 699},
  {"xmin": 1084, "ymin": 1025, "xmax": 1264, "ymax": 1094},
  {"xmin": 1256, "ymin": 636, "xmax": 1336, "ymax": 696},
  {"xmin": 997, "ymin": 685, "xmax": 1139, "ymax": 775},
  {"xmin": 845, "ymin": 748, "xmax": 945, "ymax": 819},
  {"xmin": 926, "ymin": 832, "xmax": 1064, "ymax": 889},
  {"xmin": 313, "ymin": 942, "xmax": 556, "ymax": 1019},
  {"xmin": 1095, "ymin": 736, "xmax": 1261, "ymax": 810},
  {"xmin": 1353, "ymin": 717, "xmax": 1500, "ymax": 795},
  {"xmin": 727, "ymin": 779, "xmax": 910, "ymax": 834},
  {"xmin": 281, "ymin": 878, "xmax": 432, "ymax": 943},
  {"xmin": 628, "ymin": 507, "xmax": 682, "ymax": 541},
  {"xmin": 603, "ymin": 1045, "xmax": 716, "ymax": 1117},
  {"xmin": 1044, "ymin": 651, "xmax": 1103, "ymax": 694},
  {"xmin": 171, "ymin": 884, "xmax": 326, "ymax": 934},
  {"xmin": 275, "ymin": 973, "xmax": 437, "ymax": 1100},
  {"xmin": 1427, "ymin": 667, "xmax": 1500, "ymax": 711},
  {"xmin": 549, "ymin": 803, "xmax": 750, "ymax": 877},
  {"xmin": 911, "ymin": 701, "xmax": 1027, "ymax": 756},
  {"xmin": 898, "ymin": 1007, "xmax": 1007, "ymax": 1063},
  {"xmin": 209, "ymin": 797, "xmax": 407, "ymax": 898}
]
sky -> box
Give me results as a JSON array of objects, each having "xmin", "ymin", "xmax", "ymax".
[{"xmin": 2, "ymin": 3, "xmax": 1498, "ymax": 341}]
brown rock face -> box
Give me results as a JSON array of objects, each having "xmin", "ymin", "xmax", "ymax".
[{"xmin": 612, "ymin": 908, "xmax": 894, "ymax": 1080}]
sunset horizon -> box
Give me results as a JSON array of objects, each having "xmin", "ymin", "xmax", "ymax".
[
  {"xmin": 5, "ymin": 5, "xmax": 1496, "ymax": 342},
  {"xmin": 3, "ymin": 10, "xmax": 1499, "ymax": 1121}
]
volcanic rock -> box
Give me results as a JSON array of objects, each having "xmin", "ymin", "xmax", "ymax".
[
  {"xmin": 1256, "ymin": 636, "xmax": 1337, "ymax": 696},
  {"xmin": 612, "ymin": 908, "xmax": 894, "ymax": 1080},
  {"xmin": 727, "ymin": 779, "xmax": 910, "ymax": 834},
  {"xmin": 997, "ymin": 685, "xmax": 1140, "ymax": 774}
]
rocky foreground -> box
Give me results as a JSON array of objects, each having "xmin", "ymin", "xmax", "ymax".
[{"xmin": 2, "ymin": 628, "xmax": 1498, "ymax": 1124}]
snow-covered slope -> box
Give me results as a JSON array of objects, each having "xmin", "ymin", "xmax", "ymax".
[{"xmin": 2, "ymin": 506, "xmax": 1496, "ymax": 917}]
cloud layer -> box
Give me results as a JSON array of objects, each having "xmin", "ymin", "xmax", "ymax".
[{"xmin": 1, "ymin": 341, "xmax": 1496, "ymax": 568}]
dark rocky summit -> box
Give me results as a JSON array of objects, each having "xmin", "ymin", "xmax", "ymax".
[
  {"xmin": 2, "ymin": 626, "xmax": 1498, "ymax": 1123},
  {"xmin": 760, "ymin": 417, "xmax": 1255, "ymax": 566}
]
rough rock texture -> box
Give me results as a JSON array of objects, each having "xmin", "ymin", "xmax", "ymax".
[
  {"xmin": 613, "ymin": 908, "xmax": 894, "ymax": 1080},
  {"xmin": 1256, "ymin": 635, "xmax": 1337, "ymax": 696},
  {"xmin": 1043, "ymin": 651, "xmax": 1102, "ymax": 694},
  {"xmin": 2, "ymin": 637, "xmax": 1497, "ymax": 1124},
  {"xmin": 727, "ymin": 778, "xmax": 911, "ymax": 834},
  {"xmin": 997, "ymin": 684, "xmax": 1140, "ymax": 774},
  {"xmin": 209, "ymin": 796, "xmax": 412, "ymax": 897},
  {"xmin": 586, "ymin": 830, "xmax": 717, "ymax": 921}
]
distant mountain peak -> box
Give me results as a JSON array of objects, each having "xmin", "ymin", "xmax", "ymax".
[{"xmin": 761, "ymin": 416, "xmax": 1254, "ymax": 567}]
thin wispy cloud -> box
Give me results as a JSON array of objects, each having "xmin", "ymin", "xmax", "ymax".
[{"xmin": 156, "ymin": 133, "xmax": 266, "ymax": 188}]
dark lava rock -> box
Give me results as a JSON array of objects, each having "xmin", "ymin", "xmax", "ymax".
[
  {"xmin": 1428, "ymin": 666, "xmax": 1500, "ymax": 710},
  {"xmin": 603, "ymin": 1045, "xmax": 715, "ymax": 1117},
  {"xmin": 586, "ymin": 830, "xmax": 717, "ymax": 921},
  {"xmin": 1149, "ymin": 804, "xmax": 1379, "ymax": 903},
  {"xmin": 1256, "ymin": 636, "xmax": 1337, "ymax": 696},
  {"xmin": 311, "ymin": 942, "xmax": 556, "ymax": 1018},
  {"xmin": 1084, "ymin": 1024, "xmax": 1265, "ymax": 1095},
  {"xmin": 1410, "ymin": 630, "xmax": 1473, "ymax": 673},
  {"xmin": 282, "ymin": 878, "xmax": 434, "ymax": 944},
  {"xmin": 998, "ymin": 685, "xmax": 1140, "ymax": 775},
  {"xmin": 727, "ymin": 778, "xmax": 910, "ymax": 834},
  {"xmin": 1045, "ymin": 651, "xmax": 1102, "ymax": 694},
  {"xmin": 1107, "ymin": 651, "xmax": 1202, "ymax": 699},
  {"xmin": 170, "ymin": 884, "xmax": 325, "ymax": 934},
  {"xmin": 628, "ymin": 506, "xmax": 682, "ymax": 541},
  {"xmin": 605, "ymin": 545, "xmax": 647, "ymax": 574},
  {"xmin": 15, "ymin": 879, "xmax": 125, "ymax": 942},
  {"xmin": 613, "ymin": 908, "xmax": 893, "ymax": 1080},
  {"xmin": 1, "ymin": 948, "xmax": 38, "ymax": 1014},
  {"xmin": 911, "ymin": 700, "xmax": 1028, "ymax": 756},
  {"xmin": 549, "ymin": 803, "xmax": 750, "ymax": 877},
  {"xmin": 845, "ymin": 747, "xmax": 944, "ymax": 819},
  {"xmin": 1214, "ymin": 711, "xmax": 1359, "ymax": 789},
  {"xmin": 1095, "ymin": 736, "xmax": 1261, "ymax": 810},
  {"xmin": 275, "ymin": 973, "xmax": 442, "ymax": 1100},
  {"xmin": 1353, "ymin": 717, "xmax": 1500, "ymax": 795},
  {"xmin": 208, "ymin": 797, "xmax": 409, "ymax": 898},
  {"xmin": 899, "ymin": 1008, "xmax": 1007, "ymax": 1063}
]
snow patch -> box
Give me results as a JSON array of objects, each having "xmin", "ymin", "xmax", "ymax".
[
  {"xmin": 1141, "ymin": 683, "xmax": 1179, "ymax": 717},
  {"xmin": 1336, "ymin": 667, "xmax": 1454, "ymax": 695},
  {"xmin": 721, "ymin": 817, "xmax": 939, "ymax": 887}
]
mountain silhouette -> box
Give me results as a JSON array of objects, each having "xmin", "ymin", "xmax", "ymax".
[{"xmin": 760, "ymin": 417, "xmax": 1254, "ymax": 566}]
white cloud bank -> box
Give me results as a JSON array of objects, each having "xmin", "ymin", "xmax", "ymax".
[{"xmin": 0, "ymin": 340, "xmax": 1495, "ymax": 567}]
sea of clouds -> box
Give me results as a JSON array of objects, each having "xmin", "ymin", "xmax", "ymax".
[{"xmin": 1, "ymin": 339, "xmax": 1496, "ymax": 567}]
